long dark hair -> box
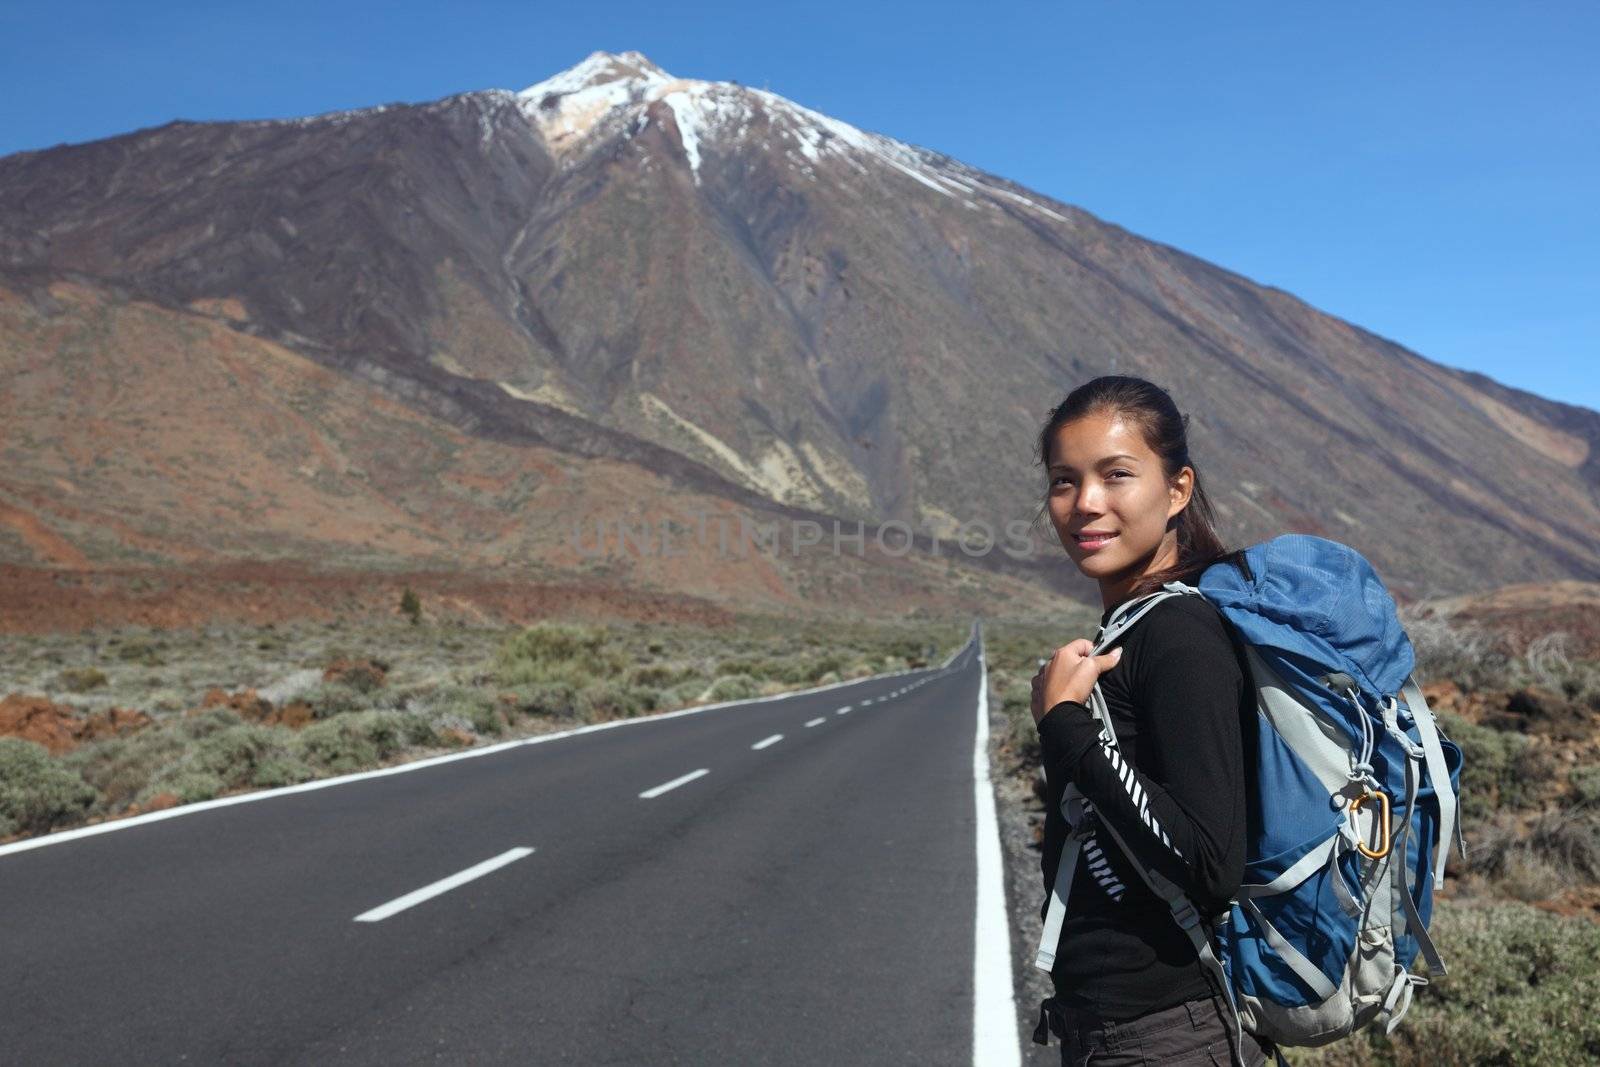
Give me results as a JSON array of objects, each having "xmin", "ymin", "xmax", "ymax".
[{"xmin": 1035, "ymin": 374, "xmax": 1251, "ymax": 600}]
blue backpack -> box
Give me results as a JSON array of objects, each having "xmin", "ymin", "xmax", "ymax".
[{"xmin": 1034, "ymin": 534, "xmax": 1464, "ymax": 1065}]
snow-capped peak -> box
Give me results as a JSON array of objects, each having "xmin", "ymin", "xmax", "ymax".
[
  {"xmin": 515, "ymin": 51, "xmax": 679, "ymax": 154},
  {"xmin": 512, "ymin": 50, "xmax": 913, "ymax": 177},
  {"xmin": 520, "ymin": 50, "xmax": 671, "ymax": 101},
  {"xmin": 509, "ymin": 51, "xmax": 1071, "ymax": 224}
]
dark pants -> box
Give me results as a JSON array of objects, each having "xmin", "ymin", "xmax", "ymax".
[{"xmin": 1033, "ymin": 991, "xmax": 1270, "ymax": 1066}]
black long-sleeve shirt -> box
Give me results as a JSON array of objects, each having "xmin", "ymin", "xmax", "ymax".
[{"xmin": 1035, "ymin": 592, "xmax": 1251, "ymax": 1021}]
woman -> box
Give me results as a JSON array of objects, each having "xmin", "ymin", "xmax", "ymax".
[{"xmin": 1028, "ymin": 375, "xmax": 1269, "ymax": 1067}]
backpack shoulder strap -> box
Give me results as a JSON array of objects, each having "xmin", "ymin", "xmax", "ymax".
[
  {"xmin": 1091, "ymin": 583, "xmax": 1201, "ymax": 655},
  {"xmin": 1085, "ymin": 583, "xmax": 1204, "ymax": 743}
]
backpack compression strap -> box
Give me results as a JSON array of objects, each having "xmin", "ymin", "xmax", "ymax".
[
  {"xmin": 1033, "ymin": 791, "xmax": 1089, "ymax": 973},
  {"xmin": 1399, "ymin": 676, "xmax": 1460, "ymax": 885}
]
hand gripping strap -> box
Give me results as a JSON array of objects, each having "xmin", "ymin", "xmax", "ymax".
[
  {"xmin": 1084, "ymin": 586, "xmax": 1202, "ymax": 751},
  {"xmin": 1092, "ymin": 586, "xmax": 1199, "ymax": 658}
]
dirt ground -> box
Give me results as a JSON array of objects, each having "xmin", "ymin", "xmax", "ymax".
[{"xmin": 0, "ymin": 562, "xmax": 739, "ymax": 634}]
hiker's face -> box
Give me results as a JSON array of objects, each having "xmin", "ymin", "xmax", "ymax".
[{"xmin": 1045, "ymin": 412, "xmax": 1193, "ymax": 596}]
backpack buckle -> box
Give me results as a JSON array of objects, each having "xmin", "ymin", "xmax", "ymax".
[{"xmin": 1170, "ymin": 897, "xmax": 1202, "ymax": 932}]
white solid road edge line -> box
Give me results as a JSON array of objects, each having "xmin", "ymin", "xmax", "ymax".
[
  {"xmin": 354, "ymin": 846, "xmax": 535, "ymax": 923},
  {"xmin": 0, "ymin": 629, "xmax": 980, "ymax": 859},
  {"xmin": 971, "ymin": 622, "xmax": 1021, "ymax": 1067},
  {"xmin": 639, "ymin": 768, "xmax": 709, "ymax": 799}
]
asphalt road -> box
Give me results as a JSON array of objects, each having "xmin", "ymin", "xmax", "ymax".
[{"xmin": 0, "ymin": 626, "xmax": 1017, "ymax": 1065}]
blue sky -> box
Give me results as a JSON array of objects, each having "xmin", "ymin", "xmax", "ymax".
[{"xmin": 2, "ymin": 1, "xmax": 1594, "ymax": 410}]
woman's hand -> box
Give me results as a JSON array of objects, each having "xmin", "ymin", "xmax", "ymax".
[{"xmin": 1031, "ymin": 639, "xmax": 1124, "ymax": 724}]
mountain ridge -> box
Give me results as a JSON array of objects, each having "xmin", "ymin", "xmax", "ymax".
[{"xmin": 1, "ymin": 50, "xmax": 1594, "ymax": 607}]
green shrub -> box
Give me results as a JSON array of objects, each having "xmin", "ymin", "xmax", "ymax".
[
  {"xmin": 58, "ymin": 666, "xmax": 108, "ymax": 692},
  {"xmin": 1300, "ymin": 898, "xmax": 1600, "ymax": 1066},
  {"xmin": 145, "ymin": 770, "xmax": 225, "ymax": 804},
  {"xmin": 699, "ymin": 674, "xmax": 761, "ymax": 704},
  {"xmin": 627, "ymin": 663, "xmax": 681, "ymax": 687},
  {"xmin": 1438, "ymin": 711, "xmax": 1533, "ymax": 821},
  {"xmin": 0, "ymin": 738, "xmax": 97, "ymax": 837},
  {"xmin": 1509, "ymin": 632, "xmax": 1600, "ymax": 709},
  {"xmin": 295, "ymin": 717, "xmax": 378, "ymax": 772},
  {"xmin": 495, "ymin": 622, "xmax": 622, "ymax": 687},
  {"xmin": 129, "ymin": 721, "xmax": 307, "ymax": 805},
  {"xmin": 303, "ymin": 681, "xmax": 374, "ymax": 720},
  {"xmin": 808, "ymin": 652, "xmax": 849, "ymax": 679},
  {"xmin": 718, "ymin": 655, "xmax": 800, "ymax": 683},
  {"xmin": 429, "ymin": 685, "xmax": 498, "ymax": 724},
  {"xmin": 399, "ymin": 587, "xmax": 422, "ymax": 626},
  {"xmin": 62, "ymin": 729, "xmax": 187, "ymax": 808},
  {"xmin": 778, "ymin": 658, "xmax": 809, "ymax": 683},
  {"xmin": 294, "ymin": 711, "xmax": 423, "ymax": 773},
  {"xmin": 465, "ymin": 702, "xmax": 505, "ymax": 736},
  {"xmin": 115, "ymin": 637, "xmax": 166, "ymax": 665},
  {"xmin": 573, "ymin": 681, "xmax": 660, "ymax": 723},
  {"xmin": 335, "ymin": 662, "xmax": 388, "ymax": 695},
  {"xmin": 396, "ymin": 712, "xmax": 439, "ymax": 747},
  {"xmin": 1570, "ymin": 766, "xmax": 1600, "ymax": 806},
  {"xmin": 1523, "ymin": 809, "xmax": 1600, "ymax": 882},
  {"xmin": 506, "ymin": 681, "xmax": 582, "ymax": 720},
  {"xmin": 192, "ymin": 724, "xmax": 299, "ymax": 787},
  {"xmin": 664, "ymin": 680, "xmax": 710, "ymax": 707},
  {"xmin": 250, "ymin": 757, "xmax": 316, "ymax": 789},
  {"xmin": 181, "ymin": 708, "xmax": 244, "ymax": 739}
]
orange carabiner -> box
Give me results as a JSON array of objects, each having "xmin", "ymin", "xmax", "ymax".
[{"xmin": 1351, "ymin": 790, "xmax": 1392, "ymax": 859}]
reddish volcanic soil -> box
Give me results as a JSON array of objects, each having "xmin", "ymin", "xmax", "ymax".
[
  {"xmin": 0, "ymin": 693, "xmax": 152, "ymax": 753},
  {"xmin": 0, "ymin": 562, "xmax": 739, "ymax": 634}
]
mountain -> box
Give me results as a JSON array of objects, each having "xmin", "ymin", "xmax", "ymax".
[{"xmin": 1, "ymin": 49, "xmax": 1595, "ymax": 614}]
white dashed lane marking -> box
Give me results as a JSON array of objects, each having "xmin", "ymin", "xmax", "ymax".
[
  {"xmin": 353, "ymin": 847, "xmax": 536, "ymax": 923},
  {"xmin": 640, "ymin": 769, "xmax": 710, "ymax": 799}
]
